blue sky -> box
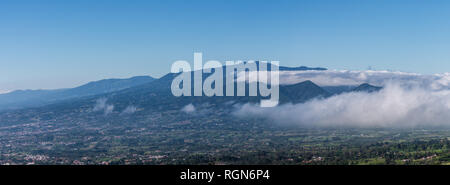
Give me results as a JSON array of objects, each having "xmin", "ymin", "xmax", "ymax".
[{"xmin": 1, "ymin": 0, "xmax": 450, "ymax": 92}]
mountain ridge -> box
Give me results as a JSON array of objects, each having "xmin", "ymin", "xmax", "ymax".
[
  {"xmin": 0, "ymin": 65, "xmax": 383, "ymax": 127},
  {"xmin": 0, "ymin": 76, "xmax": 155, "ymax": 110}
]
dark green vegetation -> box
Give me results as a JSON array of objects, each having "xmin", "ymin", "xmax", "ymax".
[{"xmin": 0, "ymin": 65, "xmax": 447, "ymax": 165}]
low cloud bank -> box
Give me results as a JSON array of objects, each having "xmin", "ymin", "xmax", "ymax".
[
  {"xmin": 234, "ymin": 82, "xmax": 450, "ymax": 128},
  {"xmin": 0, "ymin": 90, "xmax": 12, "ymax": 94}
]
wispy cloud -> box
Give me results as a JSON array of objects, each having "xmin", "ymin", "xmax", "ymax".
[
  {"xmin": 121, "ymin": 105, "xmax": 137, "ymax": 115},
  {"xmin": 93, "ymin": 98, "xmax": 114, "ymax": 115}
]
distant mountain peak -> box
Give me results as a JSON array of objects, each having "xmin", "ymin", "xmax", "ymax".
[
  {"xmin": 299, "ymin": 80, "xmax": 315, "ymax": 85},
  {"xmin": 279, "ymin": 66, "xmax": 327, "ymax": 71},
  {"xmin": 280, "ymin": 80, "xmax": 331, "ymax": 103},
  {"xmin": 0, "ymin": 76, "xmax": 155, "ymax": 111},
  {"xmin": 254, "ymin": 61, "xmax": 327, "ymax": 71},
  {"xmin": 352, "ymin": 83, "xmax": 382, "ymax": 93}
]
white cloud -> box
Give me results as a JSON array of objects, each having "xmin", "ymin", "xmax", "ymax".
[
  {"xmin": 121, "ymin": 105, "xmax": 137, "ymax": 114},
  {"xmin": 233, "ymin": 81, "xmax": 450, "ymax": 128},
  {"xmin": 93, "ymin": 98, "xmax": 114, "ymax": 115},
  {"xmin": 93, "ymin": 98, "xmax": 108, "ymax": 111},
  {"xmin": 0, "ymin": 90, "xmax": 12, "ymax": 94},
  {"xmin": 104, "ymin": 105, "xmax": 114, "ymax": 115},
  {"xmin": 181, "ymin": 103, "xmax": 196, "ymax": 113}
]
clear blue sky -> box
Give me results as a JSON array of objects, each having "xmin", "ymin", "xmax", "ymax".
[{"xmin": 1, "ymin": 0, "xmax": 450, "ymax": 92}]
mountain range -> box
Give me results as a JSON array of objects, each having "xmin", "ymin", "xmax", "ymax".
[
  {"xmin": 0, "ymin": 65, "xmax": 381, "ymax": 126},
  {"xmin": 0, "ymin": 76, "xmax": 154, "ymax": 110}
]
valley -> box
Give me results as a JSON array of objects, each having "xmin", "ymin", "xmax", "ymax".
[{"xmin": 0, "ymin": 66, "xmax": 448, "ymax": 165}]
